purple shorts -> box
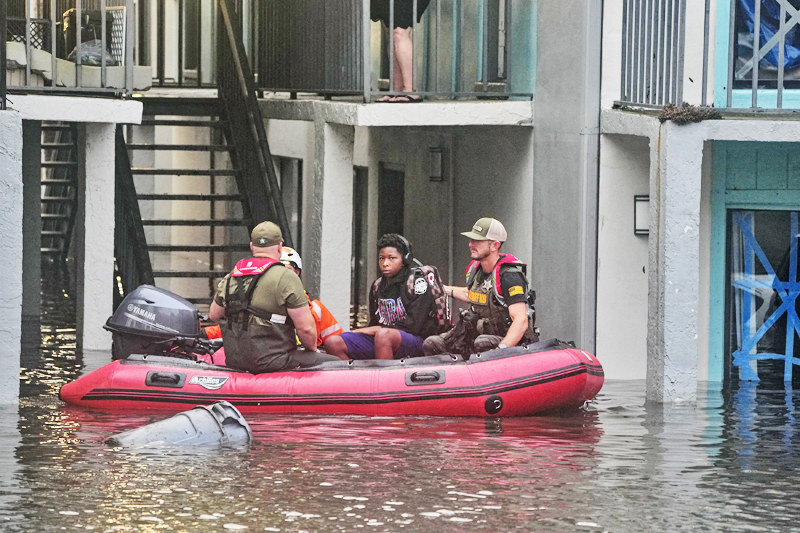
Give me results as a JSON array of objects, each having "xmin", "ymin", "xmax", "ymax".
[{"xmin": 340, "ymin": 330, "xmax": 425, "ymax": 360}]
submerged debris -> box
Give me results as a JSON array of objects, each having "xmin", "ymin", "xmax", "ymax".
[{"xmin": 659, "ymin": 103, "xmax": 722, "ymax": 125}]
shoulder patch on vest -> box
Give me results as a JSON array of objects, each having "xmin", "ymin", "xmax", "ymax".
[{"xmin": 508, "ymin": 285, "xmax": 524, "ymax": 297}]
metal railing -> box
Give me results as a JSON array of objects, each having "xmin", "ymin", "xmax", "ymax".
[
  {"xmin": 152, "ymin": 0, "xmax": 535, "ymax": 101},
  {"xmin": 619, "ymin": 0, "xmax": 800, "ymax": 111},
  {"xmin": 217, "ymin": 0, "xmax": 294, "ymax": 245},
  {"xmin": 261, "ymin": 0, "xmax": 534, "ymax": 101},
  {"xmin": 619, "ymin": 0, "xmax": 694, "ymax": 107},
  {"xmin": 726, "ymin": 0, "xmax": 800, "ymax": 109},
  {"xmin": 114, "ymin": 124, "xmax": 154, "ymax": 303},
  {"xmin": 3, "ymin": 0, "xmax": 135, "ymax": 95}
]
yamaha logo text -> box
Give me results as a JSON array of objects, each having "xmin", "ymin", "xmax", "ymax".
[{"xmin": 127, "ymin": 304, "xmax": 156, "ymax": 322}]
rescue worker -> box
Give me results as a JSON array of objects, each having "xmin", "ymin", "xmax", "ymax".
[
  {"xmin": 423, "ymin": 217, "xmax": 537, "ymax": 355},
  {"xmin": 325, "ymin": 233, "xmax": 439, "ymax": 360},
  {"xmin": 279, "ymin": 246, "xmax": 345, "ymax": 351},
  {"xmin": 208, "ymin": 221, "xmax": 339, "ymax": 373}
]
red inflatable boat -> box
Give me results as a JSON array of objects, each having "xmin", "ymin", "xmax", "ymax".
[{"xmin": 60, "ymin": 339, "xmax": 603, "ymax": 417}]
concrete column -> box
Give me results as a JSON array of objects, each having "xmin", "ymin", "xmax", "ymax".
[
  {"xmin": 0, "ymin": 111, "xmax": 24, "ymax": 405},
  {"xmin": 307, "ymin": 121, "xmax": 355, "ymax": 329},
  {"xmin": 22, "ymin": 120, "xmax": 42, "ymax": 319},
  {"xmin": 76, "ymin": 123, "xmax": 116, "ymax": 352},
  {"xmin": 647, "ymin": 122, "xmax": 705, "ymax": 403},
  {"xmin": 533, "ymin": 0, "xmax": 602, "ymax": 351}
]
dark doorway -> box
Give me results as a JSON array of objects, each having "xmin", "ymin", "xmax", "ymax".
[
  {"xmin": 351, "ymin": 166, "xmax": 369, "ymax": 329},
  {"xmin": 378, "ymin": 163, "xmax": 405, "ymax": 239},
  {"xmin": 274, "ymin": 157, "xmax": 302, "ymax": 252}
]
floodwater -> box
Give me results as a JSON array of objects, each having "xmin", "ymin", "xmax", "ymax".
[{"xmin": 2, "ymin": 272, "xmax": 800, "ymax": 532}]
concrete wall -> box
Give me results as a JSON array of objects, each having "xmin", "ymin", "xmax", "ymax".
[
  {"xmin": 596, "ymin": 134, "xmax": 650, "ymax": 379},
  {"xmin": 534, "ymin": 0, "xmax": 602, "ymax": 350},
  {"xmin": 0, "ymin": 111, "xmax": 23, "ymax": 405}
]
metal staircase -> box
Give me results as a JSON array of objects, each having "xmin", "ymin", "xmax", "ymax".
[
  {"xmin": 40, "ymin": 122, "xmax": 79, "ymax": 263},
  {"xmin": 122, "ymin": 99, "xmax": 253, "ymax": 308},
  {"xmin": 113, "ymin": 0, "xmax": 294, "ymax": 311}
]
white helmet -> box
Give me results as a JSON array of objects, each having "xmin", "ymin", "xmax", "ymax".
[{"xmin": 281, "ymin": 247, "xmax": 303, "ymax": 271}]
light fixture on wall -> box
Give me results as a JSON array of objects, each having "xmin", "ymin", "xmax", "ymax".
[
  {"xmin": 429, "ymin": 146, "xmax": 444, "ymax": 181},
  {"xmin": 634, "ymin": 195, "xmax": 649, "ymax": 236}
]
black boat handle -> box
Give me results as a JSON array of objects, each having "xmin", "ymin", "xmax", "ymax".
[
  {"xmin": 153, "ymin": 372, "xmax": 180, "ymax": 384},
  {"xmin": 405, "ymin": 370, "xmax": 446, "ymax": 386},
  {"xmin": 145, "ymin": 371, "xmax": 186, "ymax": 388}
]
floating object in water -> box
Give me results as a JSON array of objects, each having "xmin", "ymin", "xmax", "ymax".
[
  {"xmin": 104, "ymin": 401, "xmax": 252, "ymax": 447},
  {"xmin": 62, "ymin": 339, "xmax": 604, "ymax": 417}
]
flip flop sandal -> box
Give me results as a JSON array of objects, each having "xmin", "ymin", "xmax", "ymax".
[{"xmin": 394, "ymin": 95, "xmax": 424, "ymax": 103}]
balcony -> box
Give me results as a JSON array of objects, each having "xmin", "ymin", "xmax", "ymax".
[
  {"xmin": 1, "ymin": 0, "xmax": 152, "ymax": 103},
  {"xmin": 147, "ymin": 0, "xmax": 536, "ymax": 101},
  {"xmin": 615, "ymin": 0, "xmax": 800, "ymax": 112}
]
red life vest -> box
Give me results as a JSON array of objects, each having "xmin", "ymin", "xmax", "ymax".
[
  {"xmin": 232, "ymin": 257, "xmax": 282, "ymax": 277},
  {"xmin": 225, "ymin": 257, "xmax": 285, "ymax": 318}
]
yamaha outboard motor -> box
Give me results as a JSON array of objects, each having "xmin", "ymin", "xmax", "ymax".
[{"xmin": 105, "ymin": 285, "xmax": 212, "ymax": 360}]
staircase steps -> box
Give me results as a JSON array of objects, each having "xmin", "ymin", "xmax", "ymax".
[
  {"xmin": 153, "ymin": 270, "xmax": 230, "ymax": 278},
  {"xmin": 40, "ymin": 121, "xmax": 79, "ymax": 262},
  {"xmin": 127, "ymin": 144, "xmax": 234, "ymax": 152},
  {"xmin": 42, "ymin": 161, "xmax": 78, "ymax": 168},
  {"xmin": 137, "ymin": 194, "xmax": 241, "ymax": 201},
  {"xmin": 147, "ymin": 244, "xmax": 250, "ymax": 252},
  {"xmin": 140, "ymin": 119, "xmax": 229, "ymax": 128},
  {"xmin": 131, "ymin": 168, "xmax": 240, "ymax": 176},
  {"xmin": 121, "ymin": 100, "xmax": 252, "ymax": 304},
  {"xmin": 142, "ymin": 219, "xmax": 247, "ymax": 226}
]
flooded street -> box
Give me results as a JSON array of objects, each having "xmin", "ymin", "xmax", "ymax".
[{"xmin": 2, "ymin": 271, "xmax": 800, "ymax": 532}]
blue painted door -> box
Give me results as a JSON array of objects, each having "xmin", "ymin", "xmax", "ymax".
[{"xmin": 727, "ymin": 210, "xmax": 800, "ymax": 383}]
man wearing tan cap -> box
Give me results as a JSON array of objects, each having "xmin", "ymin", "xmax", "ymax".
[
  {"xmin": 423, "ymin": 217, "xmax": 537, "ymax": 355},
  {"xmin": 208, "ymin": 221, "xmax": 339, "ymax": 373}
]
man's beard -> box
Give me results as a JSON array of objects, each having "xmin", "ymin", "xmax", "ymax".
[{"xmin": 471, "ymin": 248, "xmax": 491, "ymax": 261}]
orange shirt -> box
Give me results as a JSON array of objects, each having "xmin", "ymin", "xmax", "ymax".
[
  {"xmin": 308, "ymin": 296, "xmax": 344, "ymax": 346},
  {"xmin": 204, "ymin": 295, "xmax": 343, "ymax": 347}
]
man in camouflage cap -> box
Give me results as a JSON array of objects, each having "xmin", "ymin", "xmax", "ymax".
[
  {"xmin": 423, "ymin": 217, "xmax": 537, "ymax": 356},
  {"xmin": 208, "ymin": 222, "xmax": 339, "ymax": 372}
]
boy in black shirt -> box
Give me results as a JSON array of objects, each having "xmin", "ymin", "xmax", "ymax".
[{"xmin": 326, "ymin": 234, "xmax": 438, "ymax": 360}]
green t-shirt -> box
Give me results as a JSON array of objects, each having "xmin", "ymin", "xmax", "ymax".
[{"xmin": 215, "ymin": 264, "xmax": 308, "ymax": 319}]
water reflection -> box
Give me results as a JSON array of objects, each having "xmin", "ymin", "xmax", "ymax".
[{"xmin": 5, "ymin": 268, "xmax": 800, "ymax": 530}]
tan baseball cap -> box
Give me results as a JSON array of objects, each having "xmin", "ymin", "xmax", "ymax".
[
  {"xmin": 461, "ymin": 217, "xmax": 508, "ymax": 242},
  {"xmin": 251, "ymin": 221, "xmax": 283, "ymax": 247}
]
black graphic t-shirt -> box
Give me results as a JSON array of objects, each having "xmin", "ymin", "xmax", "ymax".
[{"xmin": 368, "ymin": 267, "xmax": 438, "ymax": 338}]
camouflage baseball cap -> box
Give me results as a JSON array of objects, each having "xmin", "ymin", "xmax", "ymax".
[
  {"xmin": 460, "ymin": 217, "xmax": 508, "ymax": 242},
  {"xmin": 251, "ymin": 221, "xmax": 283, "ymax": 247}
]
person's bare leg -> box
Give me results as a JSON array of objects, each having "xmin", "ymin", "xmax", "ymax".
[
  {"xmin": 393, "ymin": 27, "xmax": 414, "ymax": 93},
  {"xmin": 374, "ymin": 328, "xmax": 402, "ymax": 360},
  {"xmin": 377, "ymin": 23, "xmax": 395, "ymax": 102},
  {"xmin": 324, "ymin": 335, "xmax": 351, "ymax": 360}
]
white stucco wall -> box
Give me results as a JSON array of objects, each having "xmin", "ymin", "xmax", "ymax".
[
  {"xmin": 0, "ymin": 111, "xmax": 23, "ymax": 405},
  {"xmin": 596, "ymin": 134, "xmax": 650, "ymax": 379},
  {"xmin": 697, "ymin": 141, "xmax": 714, "ymax": 382}
]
